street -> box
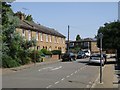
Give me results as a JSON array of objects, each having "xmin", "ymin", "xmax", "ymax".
[{"xmin": 2, "ymin": 58, "xmax": 100, "ymax": 88}]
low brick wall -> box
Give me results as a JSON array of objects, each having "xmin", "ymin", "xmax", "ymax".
[{"xmin": 52, "ymin": 55, "xmax": 59, "ymax": 60}]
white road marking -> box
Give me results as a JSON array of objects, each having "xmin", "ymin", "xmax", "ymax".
[
  {"xmin": 75, "ymin": 71, "xmax": 77, "ymax": 73},
  {"xmin": 61, "ymin": 78, "xmax": 65, "ymax": 81},
  {"xmin": 46, "ymin": 85, "xmax": 52, "ymax": 88},
  {"xmin": 66, "ymin": 75, "xmax": 70, "ymax": 78},
  {"xmin": 91, "ymin": 74, "xmax": 100, "ymax": 88},
  {"xmin": 39, "ymin": 66, "xmax": 62, "ymax": 71},
  {"xmin": 89, "ymin": 82, "xmax": 92, "ymax": 84},
  {"xmin": 71, "ymin": 73, "xmax": 73, "ymax": 76},
  {"xmin": 51, "ymin": 66, "xmax": 62, "ymax": 71},
  {"xmin": 55, "ymin": 81, "xmax": 60, "ymax": 84},
  {"xmin": 86, "ymin": 85, "xmax": 90, "ymax": 88},
  {"xmin": 38, "ymin": 67, "xmax": 53, "ymax": 71}
]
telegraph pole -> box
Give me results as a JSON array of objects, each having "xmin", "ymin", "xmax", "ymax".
[
  {"xmin": 67, "ymin": 25, "xmax": 70, "ymax": 53},
  {"xmin": 99, "ymin": 33, "xmax": 103, "ymax": 83}
]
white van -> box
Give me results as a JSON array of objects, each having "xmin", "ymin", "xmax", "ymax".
[{"xmin": 82, "ymin": 49, "xmax": 91, "ymax": 57}]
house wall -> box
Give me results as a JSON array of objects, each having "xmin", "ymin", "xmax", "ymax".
[
  {"xmin": 16, "ymin": 28, "xmax": 66, "ymax": 53},
  {"xmin": 91, "ymin": 42, "xmax": 99, "ymax": 53}
]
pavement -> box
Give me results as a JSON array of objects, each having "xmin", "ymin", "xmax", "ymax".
[{"xmin": 92, "ymin": 58, "xmax": 120, "ymax": 89}]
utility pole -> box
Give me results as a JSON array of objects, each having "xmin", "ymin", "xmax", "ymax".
[
  {"xmin": 67, "ymin": 25, "xmax": 70, "ymax": 53},
  {"xmin": 99, "ymin": 33, "xmax": 103, "ymax": 83}
]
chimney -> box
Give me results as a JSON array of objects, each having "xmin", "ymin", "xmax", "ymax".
[{"xmin": 15, "ymin": 11, "xmax": 25, "ymax": 20}]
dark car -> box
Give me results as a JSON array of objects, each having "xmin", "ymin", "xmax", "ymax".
[
  {"xmin": 77, "ymin": 51, "xmax": 86, "ymax": 59},
  {"xmin": 61, "ymin": 52, "xmax": 76, "ymax": 61},
  {"xmin": 103, "ymin": 54, "xmax": 107, "ymax": 63}
]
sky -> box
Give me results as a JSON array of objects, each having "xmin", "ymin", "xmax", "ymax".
[{"xmin": 11, "ymin": 2, "xmax": 118, "ymax": 40}]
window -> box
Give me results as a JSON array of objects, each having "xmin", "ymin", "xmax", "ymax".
[
  {"xmin": 55, "ymin": 36, "xmax": 57, "ymax": 43},
  {"xmin": 22, "ymin": 29, "xmax": 25, "ymax": 37},
  {"xmin": 49, "ymin": 35, "xmax": 52, "ymax": 42},
  {"xmin": 61, "ymin": 38, "xmax": 64, "ymax": 44},
  {"xmin": 46, "ymin": 34, "xmax": 48, "ymax": 42},
  {"xmin": 28, "ymin": 30, "xmax": 31, "ymax": 41},
  {"xmin": 37, "ymin": 46, "xmax": 40, "ymax": 50},
  {"xmin": 57, "ymin": 37, "xmax": 59, "ymax": 43},
  {"xmin": 40, "ymin": 33, "xmax": 43, "ymax": 41},
  {"xmin": 36, "ymin": 32, "xmax": 39, "ymax": 41},
  {"xmin": 49, "ymin": 46, "xmax": 52, "ymax": 51}
]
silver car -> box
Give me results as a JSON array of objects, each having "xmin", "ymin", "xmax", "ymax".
[{"xmin": 89, "ymin": 54, "xmax": 105, "ymax": 65}]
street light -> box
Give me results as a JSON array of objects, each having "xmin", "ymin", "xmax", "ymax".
[
  {"xmin": 67, "ymin": 25, "xmax": 70, "ymax": 53},
  {"xmin": 98, "ymin": 33, "xmax": 103, "ymax": 83}
]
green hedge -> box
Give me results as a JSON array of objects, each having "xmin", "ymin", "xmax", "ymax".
[
  {"xmin": 51, "ymin": 50, "xmax": 61, "ymax": 55},
  {"xmin": 41, "ymin": 49, "xmax": 52, "ymax": 55}
]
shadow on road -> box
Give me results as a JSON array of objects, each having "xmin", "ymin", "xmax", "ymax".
[
  {"xmin": 77, "ymin": 60, "xmax": 101, "ymax": 66},
  {"xmin": 106, "ymin": 61, "xmax": 116, "ymax": 64}
]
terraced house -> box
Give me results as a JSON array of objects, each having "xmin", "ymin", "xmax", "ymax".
[{"xmin": 15, "ymin": 12, "xmax": 66, "ymax": 53}]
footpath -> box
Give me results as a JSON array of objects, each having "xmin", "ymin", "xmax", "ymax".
[
  {"xmin": 92, "ymin": 58, "xmax": 120, "ymax": 89},
  {"xmin": 1, "ymin": 59, "xmax": 61, "ymax": 75}
]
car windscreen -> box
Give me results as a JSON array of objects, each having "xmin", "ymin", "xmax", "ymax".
[{"xmin": 78, "ymin": 52, "xmax": 84, "ymax": 54}]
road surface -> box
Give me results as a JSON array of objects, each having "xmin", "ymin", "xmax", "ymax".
[{"xmin": 2, "ymin": 58, "xmax": 100, "ymax": 88}]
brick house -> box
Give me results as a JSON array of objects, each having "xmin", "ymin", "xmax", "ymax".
[
  {"xmin": 15, "ymin": 12, "xmax": 66, "ymax": 53},
  {"xmin": 66, "ymin": 38, "xmax": 99, "ymax": 53}
]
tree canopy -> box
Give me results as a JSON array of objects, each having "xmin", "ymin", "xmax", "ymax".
[
  {"xmin": 76, "ymin": 34, "xmax": 81, "ymax": 41},
  {"xmin": 97, "ymin": 21, "xmax": 120, "ymax": 50},
  {"xmin": 2, "ymin": 2, "xmax": 37, "ymax": 68},
  {"xmin": 25, "ymin": 15, "xmax": 33, "ymax": 22}
]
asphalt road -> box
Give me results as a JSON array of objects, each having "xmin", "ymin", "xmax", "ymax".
[{"xmin": 2, "ymin": 58, "xmax": 100, "ymax": 88}]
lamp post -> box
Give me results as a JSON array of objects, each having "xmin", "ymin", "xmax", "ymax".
[
  {"xmin": 67, "ymin": 25, "xmax": 70, "ymax": 53},
  {"xmin": 98, "ymin": 33, "xmax": 103, "ymax": 83}
]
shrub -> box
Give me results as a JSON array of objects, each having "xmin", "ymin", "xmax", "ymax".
[
  {"xmin": 41, "ymin": 49, "xmax": 52, "ymax": 55},
  {"xmin": 2, "ymin": 54, "xmax": 20, "ymax": 68},
  {"xmin": 51, "ymin": 50, "xmax": 61, "ymax": 55},
  {"xmin": 30, "ymin": 50, "xmax": 41, "ymax": 63}
]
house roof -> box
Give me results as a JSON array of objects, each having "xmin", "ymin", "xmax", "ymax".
[
  {"xmin": 17, "ymin": 20, "xmax": 66, "ymax": 38},
  {"xmin": 66, "ymin": 38, "xmax": 97, "ymax": 43}
]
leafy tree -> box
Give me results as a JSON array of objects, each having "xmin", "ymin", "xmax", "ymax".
[
  {"xmin": 76, "ymin": 34, "xmax": 81, "ymax": 41},
  {"xmin": 97, "ymin": 21, "xmax": 120, "ymax": 49},
  {"xmin": 2, "ymin": 2, "xmax": 37, "ymax": 67},
  {"xmin": 25, "ymin": 15, "xmax": 33, "ymax": 21},
  {"xmin": 97, "ymin": 21, "xmax": 120, "ymax": 61}
]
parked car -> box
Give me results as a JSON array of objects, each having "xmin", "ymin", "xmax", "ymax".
[
  {"xmin": 61, "ymin": 52, "xmax": 76, "ymax": 61},
  {"xmin": 82, "ymin": 49, "xmax": 91, "ymax": 57},
  {"xmin": 77, "ymin": 51, "xmax": 86, "ymax": 59},
  {"xmin": 103, "ymin": 54, "xmax": 107, "ymax": 63},
  {"xmin": 89, "ymin": 54, "xmax": 105, "ymax": 65}
]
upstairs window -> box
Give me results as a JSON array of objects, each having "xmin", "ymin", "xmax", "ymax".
[
  {"xmin": 40, "ymin": 33, "xmax": 43, "ymax": 41},
  {"xmin": 22, "ymin": 29, "xmax": 25, "ymax": 37},
  {"xmin": 46, "ymin": 34, "xmax": 48, "ymax": 42},
  {"xmin": 36, "ymin": 32, "xmax": 39, "ymax": 41},
  {"xmin": 49, "ymin": 35, "xmax": 52, "ymax": 42},
  {"xmin": 28, "ymin": 30, "xmax": 31, "ymax": 41}
]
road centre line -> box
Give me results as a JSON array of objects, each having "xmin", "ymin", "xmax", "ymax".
[
  {"xmin": 55, "ymin": 81, "xmax": 60, "ymax": 84},
  {"xmin": 66, "ymin": 75, "xmax": 70, "ymax": 78},
  {"xmin": 75, "ymin": 71, "xmax": 77, "ymax": 73},
  {"xmin": 46, "ymin": 85, "xmax": 52, "ymax": 88},
  {"xmin": 46, "ymin": 65, "xmax": 87, "ymax": 88},
  {"xmin": 71, "ymin": 73, "xmax": 73, "ymax": 76},
  {"xmin": 61, "ymin": 78, "xmax": 65, "ymax": 81}
]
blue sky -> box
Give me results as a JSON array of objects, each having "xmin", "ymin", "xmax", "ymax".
[{"xmin": 11, "ymin": 2, "xmax": 118, "ymax": 40}]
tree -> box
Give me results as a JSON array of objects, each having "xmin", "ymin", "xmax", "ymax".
[
  {"xmin": 76, "ymin": 34, "xmax": 81, "ymax": 41},
  {"xmin": 97, "ymin": 21, "xmax": 120, "ymax": 61},
  {"xmin": 25, "ymin": 15, "xmax": 33, "ymax": 22},
  {"xmin": 2, "ymin": 2, "xmax": 37, "ymax": 67}
]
